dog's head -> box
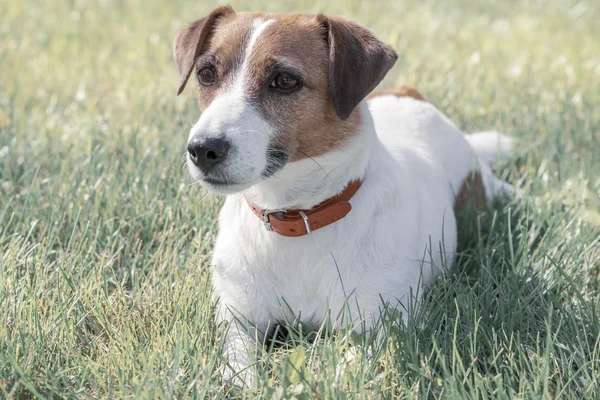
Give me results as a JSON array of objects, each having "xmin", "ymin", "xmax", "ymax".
[{"xmin": 174, "ymin": 7, "xmax": 397, "ymax": 193}]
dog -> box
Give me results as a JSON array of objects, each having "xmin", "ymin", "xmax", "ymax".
[{"xmin": 173, "ymin": 6, "xmax": 515, "ymax": 387}]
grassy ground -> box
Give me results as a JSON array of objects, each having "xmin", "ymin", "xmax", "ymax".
[{"xmin": 1, "ymin": 0, "xmax": 599, "ymax": 398}]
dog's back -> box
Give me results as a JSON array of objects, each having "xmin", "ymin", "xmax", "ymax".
[{"xmin": 368, "ymin": 92, "xmax": 514, "ymax": 201}]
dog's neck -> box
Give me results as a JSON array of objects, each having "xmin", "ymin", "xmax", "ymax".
[{"xmin": 241, "ymin": 103, "xmax": 376, "ymax": 211}]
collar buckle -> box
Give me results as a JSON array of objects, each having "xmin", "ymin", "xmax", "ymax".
[{"xmin": 261, "ymin": 209, "xmax": 286, "ymax": 232}]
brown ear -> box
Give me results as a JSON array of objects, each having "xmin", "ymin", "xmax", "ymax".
[
  {"xmin": 317, "ymin": 15, "xmax": 398, "ymax": 120},
  {"xmin": 173, "ymin": 6, "xmax": 235, "ymax": 96}
]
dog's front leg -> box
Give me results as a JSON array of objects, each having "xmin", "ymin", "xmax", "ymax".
[{"xmin": 218, "ymin": 314, "xmax": 264, "ymax": 388}]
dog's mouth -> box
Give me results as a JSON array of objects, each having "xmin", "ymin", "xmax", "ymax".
[
  {"xmin": 202, "ymin": 176, "xmax": 236, "ymax": 186},
  {"xmin": 199, "ymin": 175, "xmax": 254, "ymax": 194}
]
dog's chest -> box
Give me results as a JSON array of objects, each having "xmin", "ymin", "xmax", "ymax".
[{"xmin": 213, "ymin": 207, "xmax": 352, "ymax": 323}]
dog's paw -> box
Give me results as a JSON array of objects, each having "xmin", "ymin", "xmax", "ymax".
[{"xmin": 221, "ymin": 361, "xmax": 257, "ymax": 390}]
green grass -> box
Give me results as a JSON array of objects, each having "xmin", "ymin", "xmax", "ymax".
[{"xmin": 1, "ymin": 0, "xmax": 599, "ymax": 398}]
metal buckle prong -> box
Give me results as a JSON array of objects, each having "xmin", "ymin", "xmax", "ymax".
[{"xmin": 298, "ymin": 210, "xmax": 312, "ymax": 234}]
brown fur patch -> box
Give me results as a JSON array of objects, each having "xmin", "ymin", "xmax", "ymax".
[
  {"xmin": 454, "ymin": 171, "xmax": 485, "ymax": 214},
  {"xmin": 368, "ymin": 85, "xmax": 426, "ymax": 101},
  {"xmin": 241, "ymin": 14, "xmax": 363, "ymax": 162}
]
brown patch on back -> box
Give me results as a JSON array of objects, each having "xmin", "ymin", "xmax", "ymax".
[
  {"xmin": 368, "ymin": 85, "xmax": 426, "ymax": 101},
  {"xmin": 454, "ymin": 171, "xmax": 485, "ymax": 214}
]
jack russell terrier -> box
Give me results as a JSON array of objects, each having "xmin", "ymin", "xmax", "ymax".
[{"xmin": 173, "ymin": 6, "xmax": 515, "ymax": 386}]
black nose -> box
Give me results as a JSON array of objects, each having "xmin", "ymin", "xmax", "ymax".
[{"xmin": 187, "ymin": 137, "xmax": 230, "ymax": 172}]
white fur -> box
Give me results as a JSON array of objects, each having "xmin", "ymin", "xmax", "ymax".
[{"xmin": 206, "ymin": 94, "xmax": 514, "ymax": 386}]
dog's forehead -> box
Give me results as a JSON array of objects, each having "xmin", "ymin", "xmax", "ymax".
[{"xmin": 209, "ymin": 12, "xmax": 328, "ymax": 70}]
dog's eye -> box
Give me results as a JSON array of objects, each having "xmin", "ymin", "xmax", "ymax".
[
  {"xmin": 270, "ymin": 72, "xmax": 300, "ymax": 92},
  {"xmin": 197, "ymin": 67, "xmax": 217, "ymax": 86}
]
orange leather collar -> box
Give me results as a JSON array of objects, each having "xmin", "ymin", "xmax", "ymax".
[{"xmin": 248, "ymin": 180, "xmax": 362, "ymax": 237}]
